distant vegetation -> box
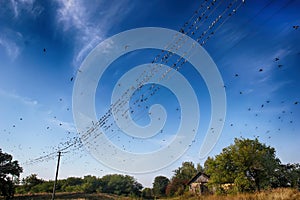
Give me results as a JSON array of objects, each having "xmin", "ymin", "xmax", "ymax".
[
  {"xmin": 15, "ymin": 174, "xmax": 142, "ymax": 197},
  {"xmin": 1, "ymin": 138, "xmax": 300, "ymax": 199}
]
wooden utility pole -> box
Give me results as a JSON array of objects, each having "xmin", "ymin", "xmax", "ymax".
[{"xmin": 52, "ymin": 151, "xmax": 61, "ymax": 200}]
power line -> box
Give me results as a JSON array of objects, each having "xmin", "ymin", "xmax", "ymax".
[
  {"xmin": 24, "ymin": 0, "xmax": 246, "ymax": 166},
  {"xmin": 217, "ymin": 0, "xmax": 295, "ymax": 60}
]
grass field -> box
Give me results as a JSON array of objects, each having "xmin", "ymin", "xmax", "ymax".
[
  {"xmin": 2, "ymin": 192, "xmax": 131, "ymax": 200},
  {"xmin": 165, "ymin": 188, "xmax": 300, "ymax": 200},
  {"xmin": 2, "ymin": 188, "xmax": 299, "ymax": 200}
]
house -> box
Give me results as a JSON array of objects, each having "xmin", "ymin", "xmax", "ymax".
[{"xmin": 187, "ymin": 172, "xmax": 210, "ymax": 195}]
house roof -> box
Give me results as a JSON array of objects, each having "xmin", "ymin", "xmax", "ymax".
[{"xmin": 187, "ymin": 172, "xmax": 210, "ymax": 185}]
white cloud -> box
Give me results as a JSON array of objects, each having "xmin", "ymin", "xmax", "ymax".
[
  {"xmin": 272, "ymin": 48, "xmax": 292, "ymax": 61},
  {"xmin": 9, "ymin": 0, "xmax": 42, "ymax": 18},
  {"xmin": 47, "ymin": 117, "xmax": 76, "ymax": 133},
  {"xmin": 10, "ymin": 0, "xmax": 19, "ymax": 17},
  {"xmin": 55, "ymin": 0, "xmax": 132, "ymax": 67},
  {"xmin": 0, "ymin": 88, "xmax": 39, "ymax": 106},
  {"xmin": 0, "ymin": 37, "xmax": 20, "ymax": 61},
  {"xmin": 75, "ymin": 35, "xmax": 102, "ymax": 66},
  {"xmin": 0, "ymin": 1, "xmax": 44, "ymax": 61},
  {"xmin": 269, "ymin": 80, "xmax": 292, "ymax": 94},
  {"xmin": 56, "ymin": 0, "xmax": 86, "ymax": 31},
  {"xmin": 0, "ymin": 28, "xmax": 24, "ymax": 60}
]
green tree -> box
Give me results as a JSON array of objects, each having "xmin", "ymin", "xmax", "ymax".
[
  {"xmin": 61, "ymin": 177, "xmax": 84, "ymax": 192},
  {"xmin": 152, "ymin": 176, "xmax": 169, "ymax": 197},
  {"xmin": 22, "ymin": 174, "xmax": 44, "ymax": 185},
  {"xmin": 31, "ymin": 181, "xmax": 53, "ymax": 193},
  {"xmin": 173, "ymin": 162, "xmax": 197, "ymax": 181},
  {"xmin": 82, "ymin": 175, "xmax": 101, "ymax": 193},
  {"xmin": 21, "ymin": 174, "xmax": 44, "ymax": 192},
  {"xmin": 271, "ymin": 163, "xmax": 300, "ymax": 189},
  {"xmin": 101, "ymin": 174, "xmax": 142, "ymax": 196},
  {"xmin": 166, "ymin": 161, "xmax": 198, "ymax": 196},
  {"xmin": 0, "ymin": 149, "xmax": 23, "ymax": 199},
  {"xmin": 166, "ymin": 177, "xmax": 186, "ymax": 196},
  {"xmin": 205, "ymin": 138, "xmax": 281, "ymax": 193},
  {"xmin": 142, "ymin": 187, "xmax": 153, "ymax": 199},
  {"xmin": 196, "ymin": 163, "xmax": 204, "ymax": 173}
]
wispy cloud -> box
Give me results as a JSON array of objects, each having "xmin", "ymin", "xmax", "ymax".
[
  {"xmin": 0, "ymin": 28, "xmax": 24, "ymax": 61},
  {"xmin": 0, "ymin": 1, "xmax": 44, "ymax": 60},
  {"xmin": 269, "ymin": 80, "xmax": 292, "ymax": 94},
  {"xmin": 0, "ymin": 88, "xmax": 38, "ymax": 106},
  {"xmin": 220, "ymin": 23, "xmax": 249, "ymax": 45},
  {"xmin": 55, "ymin": 0, "xmax": 133, "ymax": 67},
  {"xmin": 0, "ymin": 37, "xmax": 20, "ymax": 61},
  {"xmin": 47, "ymin": 117, "xmax": 76, "ymax": 133},
  {"xmin": 246, "ymin": 47, "xmax": 292, "ymax": 84},
  {"xmin": 9, "ymin": 0, "xmax": 43, "ymax": 18},
  {"xmin": 10, "ymin": 0, "xmax": 19, "ymax": 17},
  {"xmin": 56, "ymin": 0, "xmax": 87, "ymax": 31}
]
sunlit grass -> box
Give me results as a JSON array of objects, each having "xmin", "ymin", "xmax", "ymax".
[
  {"xmin": 164, "ymin": 188, "xmax": 300, "ymax": 200},
  {"xmin": 1, "ymin": 188, "xmax": 299, "ymax": 199}
]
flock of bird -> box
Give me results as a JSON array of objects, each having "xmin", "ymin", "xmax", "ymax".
[{"xmin": 1, "ymin": 0, "xmax": 299, "ymax": 169}]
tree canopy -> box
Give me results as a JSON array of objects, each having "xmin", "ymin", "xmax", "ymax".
[
  {"xmin": 16, "ymin": 173, "xmax": 143, "ymax": 197},
  {"xmin": 205, "ymin": 138, "xmax": 281, "ymax": 193},
  {"xmin": 166, "ymin": 161, "xmax": 203, "ymax": 196},
  {"xmin": 152, "ymin": 176, "xmax": 169, "ymax": 197},
  {"xmin": 0, "ymin": 149, "xmax": 23, "ymax": 199},
  {"xmin": 101, "ymin": 174, "xmax": 142, "ymax": 196},
  {"xmin": 271, "ymin": 163, "xmax": 300, "ymax": 189}
]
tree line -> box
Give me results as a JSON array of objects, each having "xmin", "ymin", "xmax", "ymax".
[
  {"xmin": 148, "ymin": 138, "xmax": 300, "ymax": 198},
  {"xmin": 16, "ymin": 174, "xmax": 142, "ymax": 197},
  {"xmin": 0, "ymin": 149, "xmax": 143, "ymax": 199},
  {"xmin": 1, "ymin": 138, "xmax": 300, "ymax": 199}
]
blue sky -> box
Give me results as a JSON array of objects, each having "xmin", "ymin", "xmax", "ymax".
[{"xmin": 0, "ymin": 0, "xmax": 300, "ymax": 187}]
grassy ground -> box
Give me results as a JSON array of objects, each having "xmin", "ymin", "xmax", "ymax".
[
  {"xmin": 2, "ymin": 192, "xmax": 131, "ymax": 200},
  {"xmin": 2, "ymin": 188, "xmax": 299, "ymax": 200},
  {"xmin": 166, "ymin": 188, "xmax": 300, "ymax": 200}
]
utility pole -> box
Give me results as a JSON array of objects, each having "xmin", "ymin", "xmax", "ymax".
[{"xmin": 52, "ymin": 151, "xmax": 61, "ymax": 200}]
